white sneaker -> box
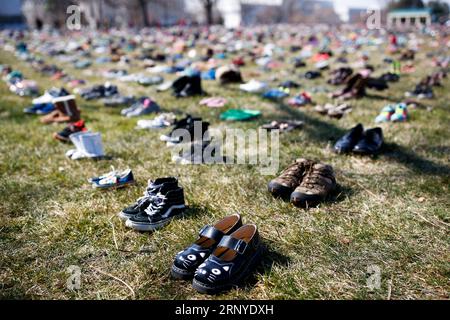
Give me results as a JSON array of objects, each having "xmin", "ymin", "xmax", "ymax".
[
  {"xmin": 136, "ymin": 113, "xmax": 176, "ymax": 129},
  {"xmin": 240, "ymin": 79, "xmax": 268, "ymax": 93}
]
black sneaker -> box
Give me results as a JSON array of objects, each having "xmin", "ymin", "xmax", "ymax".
[
  {"xmin": 166, "ymin": 121, "xmax": 210, "ymax": 146},
  {"xmin": 118, "ymin": 177, "xmax": 178, "ymax": 221},
  {"xmin": 125, "ymin": 187, "xmax": 186, "ymax": 231},
  {"xmin": 160, "ymin": 115, "xmax": 201, "ymax": 142}
]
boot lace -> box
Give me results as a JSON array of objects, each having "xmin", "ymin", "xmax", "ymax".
[{"xmin": 144, "ymin": 193, "xmax": 167, "ymax": 216}]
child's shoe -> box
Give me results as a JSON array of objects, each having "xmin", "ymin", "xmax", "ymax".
[
  {"xmin": 375, "ymin": 105, "xmax": 395, "ymax": 123},
  {"xmin": 390, "ymin": 103, "xmax": 408, "ymax": 122}
]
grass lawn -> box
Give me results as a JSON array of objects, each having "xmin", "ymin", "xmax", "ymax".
[{"xmin": 0, "ymin": 38, "xmax": 449, "ymax": 300}]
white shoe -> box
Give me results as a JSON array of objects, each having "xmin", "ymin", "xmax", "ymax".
[
  {"xmin": 240, "ymin": 79, "xmax": 268, "ymax": 93},
  {"xmin": 136, "ymin": 113, "xmax": 175, "ymax": 129},
  {"xmin": 32, "ymin": 89, "xmax": 58, "ymax": 105},
  {"xmin": 80, "ymin": 132, "xmax": 105, "ymax": 158}
]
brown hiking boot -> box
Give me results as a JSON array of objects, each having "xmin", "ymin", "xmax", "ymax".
[
  {"xmin": 268, "ymin": 158, "xmax": 316, "ymax": 198},
  {"xmin": 290, "ymin": 163, "xmax": 336, "ymax": 207}
]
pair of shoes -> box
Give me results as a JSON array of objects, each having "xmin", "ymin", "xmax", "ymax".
[
  {"xmin": 287, "ymin": 92, "xmax": 312, "ymax": 106},
  {"xmin": 65, "ymin": 131, "xmax": 105, "ymax": 160},
  {"xmin": 89, "ymin": 167, "xmax": 135, "ymax": 189},
  {"xmin": 172, "ymin": 73, "xmax": 204, "ymax": 97},
  {"xmin": 160, "ymin": 115, "xmax": 210, "ymax": 146},
  {"xmin": 219, "ymin": 109, "xmax": 261, "ymax": 121},
  {"xmin": 405, "ymin": 84, "xmax": 434, "ymax": 99},
  {"xmin": 328, "ymin": 67, "xmax": 353, "ymax": 85},
  {"xmin": 121, "ymin": 97, "xmax": 160, "ymax": 117},
  {"xmin": 199, "ymin": 97, "xmax": 227, "ymax": 108},
  {"xmin": 40, "ymin": 95, "xmax": 80, "ymax": 124},
  {"xmin": 103, "ymin": 95, "xmax": 135, "ymax": 107},
  {"xmin": 23, "ymin": 87, "xmax": 70, "ymax": 114},
  {"xmin": 171, "ymin": 214, "xmax": 262, "ymax": 295},
  {"xmin": 79, "ymin": 83, "xmax": 118, "ymax": 100},
  {"xmin": 262, "ymin": 88, "xmax": 289, "ymax": 100},
  {"xmin": 118, "ymin": 178, "xmax": 186, "ymax": 231},
  {"xmin": 261, "ymin": 120, "xmax": 303, "ymax": 133},
  {"xmin": 53, "ymin": 120, "xmax": 87, "ymax": 143},
  {"xmin": 334, "ymin": 124, "xmax": 383, "ymax": 155},
  {"xmin": 240, "ymin": 79, "xmax": 268, "ymax": 93},
  {"xmin": 138, "ymin": 75, "xmax": 164, "ymax": 86},
  {"xmin": 268, "ymin": 159, "xmax": 336, "ymax": 208},
  {"xmin": 9, "ymin": 79, "xmax": 39, "ymax": 96},
  {"xmin": 314, "ymin": 103, "xmax": 352, "ymax": 119},
  {"xmin": 136, "ymin": 113, "xmax": 176, "ymax": 130},
  {"xmin": 375, "ymin": 103, "xmax": 408, "ymax": 123}
]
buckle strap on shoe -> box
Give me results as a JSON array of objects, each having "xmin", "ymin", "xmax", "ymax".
[
  {"xmin": 218, "ymin": 236, "xmax": 247, "ymax": 254},
  {"xmin": 198, "ymin": 225, "xmax": 224, "ymax": 243}
]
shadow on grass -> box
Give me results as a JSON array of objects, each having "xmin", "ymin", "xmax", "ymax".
[
  {"xmin": 382, "ymin": 142, "xmax": 450, "ymax": 176},
  {"xmin": 240, "ymin": 241, "xmax": 291, "ymax": 291}
]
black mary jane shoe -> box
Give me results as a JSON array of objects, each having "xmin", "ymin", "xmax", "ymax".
[
  {"xmin": 171, "ymin": 214, "xmax": 242, "ymax": 280},
  {"xmin": 192, "ymin": 224, "xmax": 262, "ymax": 295}
]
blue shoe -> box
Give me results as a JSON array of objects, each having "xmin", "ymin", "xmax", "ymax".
[
  {"xmin": 91, "ymin": 169, "xmax": 135, "ymax": 189},
  {"xmin": 262, "ymin": 88, "xmax": 289, "ymax": 100},
  {"xmin": 24, "ymin": 102, "xmax": 56, "ymax": 115}
]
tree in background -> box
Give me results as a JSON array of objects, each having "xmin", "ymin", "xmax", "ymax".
[
  {"xmin": 387, "ymin": 0, "xmax": 425, "ymax": 10},
  {"xmin": 427, "ymin": 0, "xmax": 450, "ymax": 23},
  {"xmin": 201, "ymin": 0, "xmax": 217, "ymax": 25}
]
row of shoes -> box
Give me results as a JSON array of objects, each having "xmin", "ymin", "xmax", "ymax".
[
  {"xmin": 334, "ymin": 124, "xmax": 383, "ymax": 155},
  {"xmin": 268, "ymin": 159, "xmax": 337, "ymax": 208},
  {"xmin": 171, "ymin": 213, "xmax": 262, "ymax": 294},
  {"xmin": 118, "ymin": 178, "xmax": 187, "ymax": 232},
  {"xmin": 88, "ymin": 167, "xmax": 135, "ymax": 189}
]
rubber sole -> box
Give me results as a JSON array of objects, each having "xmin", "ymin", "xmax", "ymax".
[
  {"xmin": 117, "ymin": 210, "xmax": 135, "ymax": 221},
  {"xmin": 125, "ymin": 207, "xmax": 186, "ymax": 232},
  {"xmin": 93, "ymin": 180, "xmax": 135, "ymax": 190},
  {"xmin": 290, "ymin": 192, "xmax": 323, "ymax": 208},
  {"xmin": 171, "ymin": 264, "xmax": 195, "ymax": 280},
  {"xmin": 267, "ymin": 181, "xmax": 293, "ymax": 199},
  {"xmin": 192, "ymin": 246, "xmax": 263, "ymax": 295}
]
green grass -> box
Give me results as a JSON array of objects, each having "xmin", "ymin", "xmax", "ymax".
[{"xmin": 0, "ymin": 40, "xmax": 449, "ymax": 300}]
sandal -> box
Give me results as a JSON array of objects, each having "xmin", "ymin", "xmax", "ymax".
[
  {"xmin": 171, "ymin": 214, "xmax": 242, "ymax": 280},
  {"xmin": 192, "ymin": 224, "xmax": 262, "ymax": 294}
]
